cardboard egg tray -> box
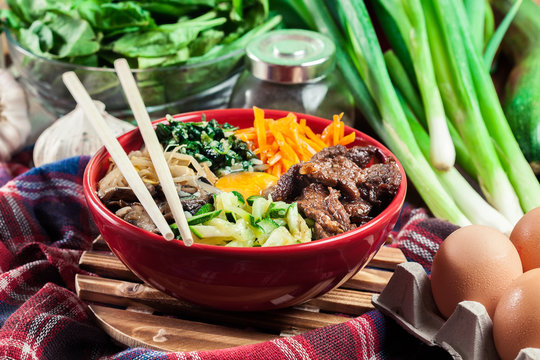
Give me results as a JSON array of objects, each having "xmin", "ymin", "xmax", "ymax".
[{"xmin": 371, "ymin": 262, "xmax": 540, "ymax": 360}]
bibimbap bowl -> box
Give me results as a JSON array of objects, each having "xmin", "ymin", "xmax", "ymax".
[{"xmin": 83, "ymin": 108, "xmax": 407, "ymax": 311}]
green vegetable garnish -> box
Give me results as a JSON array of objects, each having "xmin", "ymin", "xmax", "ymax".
[
  {"xmin": 183, "ymin": 192, "xmax": 312, "ymax": 247},
  {"xmin": 156, "ymin": 115, "xmax": 260, "ymax": 176}
]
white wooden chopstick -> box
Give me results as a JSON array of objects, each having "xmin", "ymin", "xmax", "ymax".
[
  {"xmin": 62, "ymin": 71, "xmax": 175, "ymax": 241},
  {"xmin": 114, "ymin": 59, "xmax": 194, "ymax": 246}
]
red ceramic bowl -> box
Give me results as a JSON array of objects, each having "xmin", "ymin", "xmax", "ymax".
[{"xmin": 84, "ymin": 108, "xmax": 407, "ymax": 311}]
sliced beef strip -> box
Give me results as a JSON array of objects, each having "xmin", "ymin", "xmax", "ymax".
[
  {"xmin": 157, "ymin": 200, "xmax": 174, "ymax": 223},
  {"xmin": 314, "ymin": 222, "xmax": 332, "ymax": 240},
  {"xmin": 311, "ymin": 144, "xmax": 348, "ymax": 161},
  {"xmin": 181, "ymin": 194, "xmax": 213, "ymax": 215},
  {"xmin": 99, "ymin": 184, "xmax": 157, "ymax": 204},
  {"xmin": 312, "ymin": 144, "xmax": 386, "ymax": 168},
  {"xmin": 326, "ymin": 187, "xmax": 352, "ymax": 230},
  {"xmin": 345, "ymin": 145, "xmax": 386, "ymax": 168},
  {"xmin": 357, "ymin": 159, "xmax": 402, "ymax": 210},
  {"xmin": 102, "ymin": 181, "xmax": 213, "ymax": 235},
  {"xmin": 155, "ymin": 192, "xmax": 214, "ymax": 222},
  {"xmin": 116, "ymin": 203, "xmax": 159, "ymax": 234},
  {"xmin": 296, "ymin": 183, "xmax": 353, "ymax": 240},
  {"xmin": 271, "ymin": 162, "xmax": 306, "ymax": 202},
  {"xmin": 299, "ymin": 155, "xmax": 362, "ymax": 200},
  {"xmin": 342, "ymin": 197, "xmax": 373, "ymax": 225}
]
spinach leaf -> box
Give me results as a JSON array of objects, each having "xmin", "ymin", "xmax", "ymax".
[
  {"xmin": 112, "ymin": 16, "xmax": 225, "ymax": 58},
  {"xmin": 18, "ymin": 21, "xmax": 54, "ymax": 56},
  {"xmin": 156, "ymin": 117, "xmax": 257, "ymax": 175},
  {"xmin": 188, "ymin": 29, "xmax": 224, "ymax": 56},
  {"xmin": 18, "ymin": 13, "xmax": 99, "ymax": 59},
  {"xmin": 45, "ymin": 13, "xmax": 100, "ymax": 58},
  {"xmin": 137, "ymin": 47, "xmax": 190, "ymax": 68},
  {"xmin": 2, "ymin": 0, "xmax": 279, "ymax": 70},
  {"xmin": 0, "ymin": 8, "xmax": 24, "ymax": 30},
  {"xmin": 78, "ymin": 2, "xmax": 153, "ymax": 32},
  {"xmin": 5, "ymin": 0, "xmax": 71, "ymax": 24}
]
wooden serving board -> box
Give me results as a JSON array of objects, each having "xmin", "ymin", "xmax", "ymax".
[{"xmin": 76, "ymin": 236, "xmax": 406, "ymax": 352}]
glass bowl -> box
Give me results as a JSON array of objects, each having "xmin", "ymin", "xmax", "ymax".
[{"xmin": 5, "ymin": 28, "xmax": 244, "ymax": 119}]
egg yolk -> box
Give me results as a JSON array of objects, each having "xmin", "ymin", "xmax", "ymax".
[{"xmin": 215, "ymin": 172, "xmax": 278, "ymax": 199}]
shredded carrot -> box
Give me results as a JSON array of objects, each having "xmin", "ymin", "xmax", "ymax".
[
  {"xmin": 268, "ymin": 152, "xmax": 283, "ymax": 166},
  {"xmin": 254, "ymin": 107, "xmax": 267, "ymax": 162},
  {"xmin": 235, "ymin": 107, "xmax": 354, "ymax": 174},
  {"xmin": 333, "ymin": 114, "xmax": 340, "ymax": 146},
  {"xmin": 339, "ymin": 132, "xmax": 356, "ymax": 146}
]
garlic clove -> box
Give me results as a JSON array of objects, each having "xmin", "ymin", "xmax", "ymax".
[
  {"xmin": 0, "ymin": 139, "xmax": 11, "ymax": 162},
  {"xmin": 33, "ymin": 100, "xmax": 135, "ymax": 167},
  {"xmin": 0, "ymin": 69, "xmax": 30, "ymax": 145},
  {"xmin": 0, "ymin": 120, "xmax": 23, "ymax": 154}
]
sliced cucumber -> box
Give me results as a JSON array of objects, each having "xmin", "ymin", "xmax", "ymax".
[
  {"xmin": 287, "ymin": 203, "xmax": 299, "ymax": 235},
  {"xmin": 232, "ymin": 219, "xmax": 256, "ymax": 243},
  {"xmin": 195, "ymin": 203, "xmax": 215, "ymax": 216},
  {"xmin": 265, "ymin": 202, "xmax": 290, "ymax": 218},
  {"xmin": 258, "ymin": 218, "xmax": 280, "ymax": 234},
  {"xmin": 190, "ymin": 224, "xmax": 226, "ymax": 238},
  {"xmin": 197, "ymin": 192, "xmax": 313, "ymax": 247},
  {"xmin": 251, "ymin": 197, "xmax": 270, "ymax": 220},
  {"xmin": 232, "ymin": 191, "xmax": 245, "ymax": 205},
  {"xmin": 246, "ymin": 195, "xmax": 265, "ymax": 206},
  {"xmin": 188, "ymin": 209, "xmax": 222, "ymax": 225},
  {"xmin": 262, "ymin": 227, "xmax": 295, "ymax": 247}
]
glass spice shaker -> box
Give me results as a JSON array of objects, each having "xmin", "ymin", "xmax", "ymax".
[{"xmin": 229, "ymin": 29, "xmax": 355, "ymax": 126}]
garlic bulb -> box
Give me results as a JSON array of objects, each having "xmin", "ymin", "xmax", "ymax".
[
  {"xmin": 0, "ymin": 69, "xmax": 31, "ymax": 162},
  {"xmin": 33, "ymin": 101, "xmax": 135, "ymax": 167}
]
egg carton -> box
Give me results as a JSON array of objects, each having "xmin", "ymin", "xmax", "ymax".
[{"xmin": 371, "ymin": 262, "xmax": 540, "ymax": 360}]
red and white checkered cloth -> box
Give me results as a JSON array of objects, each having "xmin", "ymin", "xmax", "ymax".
[{"xmin": 0, "ymin": 154, "xmax": 456, "ymax": 359}]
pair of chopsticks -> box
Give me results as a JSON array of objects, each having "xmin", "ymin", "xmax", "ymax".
[{"xmin": 62, "ymin": 59, "xmax": 193, "ymax": 246}]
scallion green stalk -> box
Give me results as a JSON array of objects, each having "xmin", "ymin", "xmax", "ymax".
[
  {"xmin": 400, "ymin": 95, "xmax": 512, "ymax": 234},
  {"xmin": 464, "ymin": 0, "xmax": 487, "ymax": 53},
  {"xmin": 451, "ymin": 0, "xmax": 540, "ymax": 213},
  {"xmin": 484, "ymin": 3, "xmax": 495, "ymax": 52},
  {"xmin": 383, "ymin": 50, "xmax": 477, "ymax": 179},
  {"xmin": 421, "ymin": 0, "xmax": 523, "ymax": 224},
  {"xmin": 374, "ymin": 0, "xmax": 455, "ymax": 171},
  {"xmin": 332, "ymin": 0, "xmax": 470, "ymax": 225},
  {"xmin": 483, "ymin": 0, "xmax": 523, "ymax": 68}
]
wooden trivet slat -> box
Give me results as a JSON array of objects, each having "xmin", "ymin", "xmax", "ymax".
[
  {"xmin": 76, "ymin": 274, "xmax": 350, "ymax": 334},
  {"xmin": 89, "ymin": 304, "xmax": 276, "ymax": 352},
  {"xmin": 77, "ymin": 236, "xmax": 407, "ymax": 352}
]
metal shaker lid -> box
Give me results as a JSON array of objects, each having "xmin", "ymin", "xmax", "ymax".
[{"xmin": 246, "ymin": 29, "xmax": 336, "ymax": 84}]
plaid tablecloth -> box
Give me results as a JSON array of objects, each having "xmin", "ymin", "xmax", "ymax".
[{"xmin": 0, "ymin": 154, "xmax": 457, "ymax": 360}]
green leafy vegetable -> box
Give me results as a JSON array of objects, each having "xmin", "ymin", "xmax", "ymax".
[
  {"xmin": 155, "ymin": 115, "xmax": 260, "ymax": 176},
  {"xmin": 1, "ymin": 0, "xmax": 277, "ymax": 69}
]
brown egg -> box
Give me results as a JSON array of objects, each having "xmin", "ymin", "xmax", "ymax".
[
  {"xmin": 493, "ymin": 268, "xmax": 540, "ymax": 360},
  {"xmin": 510, "ymin": 206, "xmax": 540, "ymax": 271},
  {"xmin": 430, "ymin": 225, "xmax": 523, "ymax": 319}
]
